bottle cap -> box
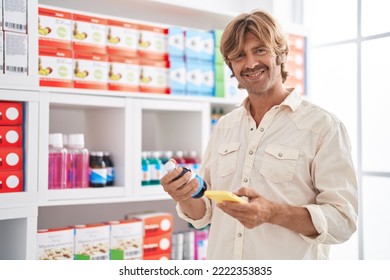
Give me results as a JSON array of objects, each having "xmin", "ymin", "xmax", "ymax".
[
  {"xmin": 68, "ymin": 133, "xmax": 85, "ymax": 148},
  {"xmin": 163, "ymin": 160, "xmax": 176, "ymax": 173},
  {"xmin": 49, "ymin": 133, "xmax": 63, "ymax": 148}
]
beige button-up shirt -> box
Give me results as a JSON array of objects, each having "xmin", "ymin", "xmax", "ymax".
[{"xmin": 177, "ymin": 89, "xmax": 358, "ymax": 259}]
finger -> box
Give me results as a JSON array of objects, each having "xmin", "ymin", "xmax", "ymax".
[{"xmin": 234, "ymin": 187, "xmax": 260, "ymax": 199}]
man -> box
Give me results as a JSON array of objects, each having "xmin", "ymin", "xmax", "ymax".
[{"xmin": 160, "ymin": 9, "xmax": 358, "ymax": 259}]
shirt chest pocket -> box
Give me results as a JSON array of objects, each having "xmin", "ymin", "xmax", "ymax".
[
  {"xmin": 260, "ymin": 144, "xmax": 300, "ymax": 183},
  {"xmin": 217, "ymin": 142, "xmax": 240, "ymax": 177}
]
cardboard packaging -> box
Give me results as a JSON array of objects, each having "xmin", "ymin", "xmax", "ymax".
[
  {"xmin": 3, "ymin": 0, "xmax": 27, "ymax": 34},
  {"xmin": 0, "ymin": 102, "xmax": 23, "ymax": 125},
  {"xmin": 143, "ymin": 232, "xmax": 172, "ymax": 257},
  {"xmin": 106, "ymin": 19, "xmax": 139, "ymax": 58},
  {"xmin": 138, "ymin": 23, "xmax": 168, "ymax": 61},
  {"xmin": 4, "ymin": 32, "xmax": 28, "ymax": 76},
  {"xmin": 107, "ymin": 56, "xmax": 140, "ymax": 92},
  {"xmin": 37, "ymin": 227, "xmax": 74, "ymax": 260},
  {"xmin": 39, "ymin": 47, "xmax": 73, "ymax": 88},
  {"xmin": 130, "ymin": 212, "xmax": 173, "ymax": 237},
  {"xmin": 0, "ymin": 148, "xmax": 23, "ymax": 170},
  {"xmin": 0, "ymin": 125, "xmax": 23, "ymax": 148},
  {"xmin": 73, "ymin": 51, "xmax": 108, "ymax": 90},
  {"xmin": 139, "ymin": 59, "xmax": 170, "ymax": 94},
  {"xmin": 0, "ymin": 170, "xmax": 23, "ymax": 193},
  {"xmin": 73, "ymin": 223, "xmax": 110, "ymax": 260}
]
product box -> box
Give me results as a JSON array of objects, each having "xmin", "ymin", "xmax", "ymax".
[
  {"xmin": 39, "ymin": 47, "xmax": 73, "ymax": 88},
  {"xmin": 130, "ymin": 212, "xmax": 173, "ymax": 237},
  {"xmin": 143, "ymin": 232, "xmax": 172, "ymax": 257},
  {"xmin": 223, "ymin": 64, "xmax": 247, "ymax": 100},
  {"xmin": 106, "ymin": 19, "xmax": 139, "ymax": 58},
  {"xmin": 38, "ymin": 6, "xmax": 73, "ymax": 50},
  {"xmin": 107, "ymin": 219, "xmax": 143, "ymax": 260},
  {"xmin": 138, "ymin": 23, "xmax": 168, "ymax": 60},
  {"xmin": 108, "ymin": 55, "xmax": 140, "ymax": 92},
  {"xmin": 72, "ymin": 12, "xmax": 107, "ymax": 54},
  {"xmin": 0, "ymin": 125, "xmax": 23, "ymax": 148},
  {"xmin": 185, "ymin": 29, "xmax": 202, "ymax": 60},
  {"xmin": 73, "ymin": 51, "xmax": 108, "ymax": 90},
  {"xmin": 0, "ymin": 102, "xmax": 23, "ymax": 125},
  {"xmin": 200, "ymin": 31, "xmax": 214, "ymax": 62},
  {"xmin": 171, "ymin": 231, "xmax": 184, "ymax": 260},
  {"xmin": 185, "ymin": 59, "xmax": 202, "ymax": 95},
  {"xmin": 73, "ymin": 223, "xmax": 110, "ymax": 260},
  {"xmin": 168, "ymin": 26, "xmax": 185, "ymax": 59},
  {"xmin": 0, "ymin": 170, "xmax": 23, "ymax": 193},
  {"xmin": 3, "ymin": 0, "xmax": 27, "ymax": 34},
  {"xmin": 199, "ymin": 61, "xmax": 214, "ymax": 97},
  {"xmin": 4, "ymin": 32, "xmax": 28, "ymax": 75},
  {"xmin": 143, "ymin": 252, "xmax": 171, "ymax": 260},
  {"xmin": 169, "ymin": 58, "xmax": 186, "ymax": 95},
  {"xmin": 139, "ymin": 59, "xmax": 170, "ymax": 94},
  {"xmin": 37, "ymin": 227, "xmax": 74, "ymax": 260},
  {"xmin": 0, "ymin": 148, "xmax": 23, "ymax": 170},
  {"xmin": 194, "ymin": 228, "xmax": 209, "ymax": 260}
]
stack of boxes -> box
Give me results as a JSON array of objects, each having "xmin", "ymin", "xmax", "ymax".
[
  {"xmin": 168, "ymin": 26, "xmax": 186, "ymax": 95},
  {"xmin": 2, "ymin": 0, "xmax": 28, "ymax": 76},
  {"xmin": 285, "ymin": 34, "xmax": 306, "ymax": 95},
  {"xmin": 132, "ymin": 212, "xmax": 173, "ymax": 260},
  {"xmin": 37, "ymin": 227, "xmax": 74, "ymax": 260},
  {"xmin": 0, "ymin": 101, "xmax": 24, "ymax": 193}
]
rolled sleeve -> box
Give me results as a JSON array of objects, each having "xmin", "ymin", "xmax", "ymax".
[
  {"xmin": 300, "ymin": 204, "xmax": 328, "ymax": 243},
  {"xmin": 176, "ymin": 196, "xmax": 213, "ymax": 229}
]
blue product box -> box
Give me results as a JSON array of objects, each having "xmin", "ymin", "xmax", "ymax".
[
  {"xmin": 185, "ymin": 29, "xmax": 202, "ymax": 61},
  {"xmin": 168, "ymin": 26, "xmax": 185, "ymax": 59},
  {"xmin": 185, "ymin": 58, "xmax": 202, "ymax": 95},
  {"xmin": 170, "ymin": 58, "xmax": 186, "ymax": 95},
  {"xmin": 200, "ymin": 31, "xmax": 214, "ymax": 62}
]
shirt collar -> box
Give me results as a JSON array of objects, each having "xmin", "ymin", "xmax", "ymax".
[{"xmin": 241, "ymin": 87, "xmax": 303, "ymax": 113}]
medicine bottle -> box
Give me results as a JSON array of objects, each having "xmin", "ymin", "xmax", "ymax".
[
  {"xmin": 163, "ymin": 160, "xmax": 206, "ymax": 198},
  {"xmin": 149, "ymin": 151, "xmax": 163, "ymax": 185},
  {"xmin": 67, "ymin": 133, "xmax": 89, "ymax": 188},
  {"xmin": 89, "ymin": 151, "xmax": 107, "ymax": 187},
  {"xmin": 48, "ymin": 133, "xmax": 67, "ymax": 189},
  {"xmin": 141, "ymin": 151, "xmax": 151, "ymax": 186},
  {"xmin": 103, "ymin": 152, "xmax": 115, "ymax": 186}
]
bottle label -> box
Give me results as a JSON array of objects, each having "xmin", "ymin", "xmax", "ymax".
[
  {"xmin": 90, "ymin": 168, "xmax": 107, "ymax": 184},
  {"xmin": 106, "ymin": 167, "xmax": 115, "ymax": 182},
  {"xmin": 142, "ymin": 163, "xmax": 151, "ymax": 181}
]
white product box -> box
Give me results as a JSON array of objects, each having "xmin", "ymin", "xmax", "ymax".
[
  {"xmin": 37, "ymin": 227, "xmax": 74, "ymax": 260},
  {"xmin": 38, "ymin": 5, "xmax": 72, "ymax": 50},
  {"xmin": 138, "ymin": 23, "xmax": 168, "ymax": 60},
  {"xmin": 73, "ymin": 51, "xmax": 108, "ymax": 90},
  {"xmin": 3, "ymin": 0, "xmax": 27, "ymax": 34},
  {"xmin": 39, "ymin": 47, "xmax": 73, "ymax": 88},
  {"xmin": 107, "ymin": 219, "xmax": 143, "ymax": 260},
  {"xmin": 73, "ymin": 223, "xmax": 110, "ymax": 260},
  {"xmin": 72, "ymin": 12, "xmax": 107, "ymax": 54},
  {"xmin": 106, "ymin": 18, "xmax": 139, "ymax": 58},
  {"xmin": 4, "ymin": 32, "xmax": 28, "ymax": 75},
  {"xmin": 139, "ymin": 59, "xmax": 170, "ymax": 94},
  {"xmin": 108, "ymin": 55, "xmax": 140, "ymax": 92}
]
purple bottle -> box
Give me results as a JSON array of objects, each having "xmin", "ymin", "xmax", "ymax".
[
  {"xmin": 48, "ymin": 133, "xmax": 67, "ymax": 190},
  {"xmin": 67, "ymin": 133, "xmax": 89, "ymax": 188}
]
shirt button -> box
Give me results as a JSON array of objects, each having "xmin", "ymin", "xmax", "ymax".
[
  {"xmin": 260, "ymin": 128, "xmax": 264, "ymax": 132},
  {"xmin": 244, "ymin": 178, "xmax": 248, "ymax": 183},
  {"xmin": 250, "ymin": 128, "xmax": 254, "ymax": 131},
  {"xmin": 238, "ymin": 233, "xmax": 242, "ymax": 237},
  {"xmin": 278, "ymin": 153, "xmax": 283, "ymax": 157},
  {"xmin": 249, "ymin": 151, "xmax": 253, "ymax": 155}
]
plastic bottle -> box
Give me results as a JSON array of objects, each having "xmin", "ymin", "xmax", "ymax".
[
  {"xmin": 160, "ymin": 150, "xmax": 173, "ymax": 165},
  {"xmin": 103, "ymin": 152, "xmax": 115, "ymax": 186},
  {"xmin": 67, "ymin": 133, "xmax": 89, "ymax": 188},
  {"xmin": 173, "ymin": 150, "xmax": 186, "ymax": 167},
  {"xmin": 141, "ymin": 151, "xmax": 152, "ymax": 186},
  {"xmin": 89, "ymin": 151, "xmax": 107, "ymax": 187},
  {"xmin": 163, "ymin": 160, "xmax": 207, "ymax": 198},
  {"xmin": 48, "ymin": 133, "xmax": 67, "ymax": 190},
  {"xmin": 184, "ymin": 150, "xmax": 201, "ymax": 174},
  {"xmin": 148, "ymin": 151, "xmax": 163, "ymax": 185}
]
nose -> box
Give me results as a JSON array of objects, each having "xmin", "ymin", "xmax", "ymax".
[{"xmin": 244, "ymin": 53, "xmax": 258, "ymax": 69}]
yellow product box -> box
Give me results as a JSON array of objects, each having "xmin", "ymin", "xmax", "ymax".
[
  {"xmin": 107, "ymin": 219, "xmax": 143, "ymax": 260},
  {"xmin": 139, "ymin": 59, "xmax": 170, "ymax": 94},
  {"xmin": 73, "ymin": 223, "xmax": 110, "ymax": 260},
  {"xmin": 3, "ymin": 0, "xmax": 27, "ymax": 34},
  {"xmin": 106, "ymin": 18, "xmax": 139, "ymax": 58},
  {"xmin": 72, "ymin": 12, "xmax": 107, "ymax": 54},
  {"xmin": 37, "ymin": 227, "xmax": 74, "ymax": 260},
  {"xmin": 108, "ymin": 55, "xmax": 140, "ymax": 92},
  {"xmin": 38, "ymin": 5, "xmax": 72, "ymax": 50},
  {"xmin": 4, "ymin": 32, "xmax": 28, "ymax": 75},
  {"xmin": 73, "ymin": 51, "xmax": 108, "ymax": 90},
  {"xmin": 39, "ymin": 47, "xmax": 73, "ymax": 88},
  {"xmin": 130, "ymin": 212, "xmax": 173, "ymax": 237},
  {"xmin": 138, "ymin": 23, "xmax": 168, "ymax": 61}
]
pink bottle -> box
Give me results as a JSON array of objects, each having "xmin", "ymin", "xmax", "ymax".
[
  {"xmin": 173, "ymin": 150, "xmax": 186, "ymax": 167},
  {"xmin": 48, "ymin": 133, "xmax": 67, "ymax": 190},
  {"xmin": 67, "ymin": 133, "xmax": 89, "ymax": 188}
]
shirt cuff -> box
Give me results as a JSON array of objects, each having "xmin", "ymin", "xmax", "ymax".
[
  {"xmin": 299, "ymin": 204, "xmax": 328, "ymax": 244},
  {"xmin": 176, "ymin": 196, "xmax": 212, "ymax": 229}
]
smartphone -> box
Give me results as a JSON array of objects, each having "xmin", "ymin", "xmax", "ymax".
[{"xmin": 204, "ymin": 190, "xmax": 247, "ymax": 203}]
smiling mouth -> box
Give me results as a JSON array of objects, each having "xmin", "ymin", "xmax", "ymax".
[{"xmin": 243, "ymin": 68, "xmax": 266, "ymax": 79}]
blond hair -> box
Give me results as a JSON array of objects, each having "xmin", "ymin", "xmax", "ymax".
[{"xmin": 220, "ymin": 9, "xmax": 289, "ymax": 83}]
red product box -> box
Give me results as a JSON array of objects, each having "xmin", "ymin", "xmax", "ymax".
[
  {"xmin": 108, "ymin": 55, "xmax": 140, "ymax": 92},
  {"xmin": 132, "ymin": 212, "xmax": 173, "ymax": 237},
  {"xmin": 106, "ymin": 19, "xmax": 139, "ymax": 58},
  {"xmin": 138, "ymin": 24, "xmax": 169, "ymax": 61},
  {"xmin": 0, "ymin": 102, "xmax": 23, "ymax": 125},
  {"xmin": 39, "ymin": 47, "xmax": 74, "ymax": 88},
  {"xmin": 73, "ymin": 51, "xmax": 108, "ymax": 90},
  {"xmin": 143, "ymin": 252, "xmax": 171, "ymax": 260},
  {"xmin": 72, "ymin": 12, "xmax": 107, "ymax": 55},
  {"xmin": 0, "ymin": 148, "xmax": 23, "ymax": 170},
  {"xmin": 139, "ymin": 59, "xmax": 170, "ymax": 94},
  {"xmin": 143, "ymin": 232, "xmax": 172, "ymax": 257},
  {"xmin": 0, "ymin": 170, "xmax": 23, "ymax": 193},
  {"xmin": 38, "ymin": 6, "xmax": 73, "ymax": 50},
  {"xmin": 0, "ymin": 125, "xmax": 23, "ymax": 148}
]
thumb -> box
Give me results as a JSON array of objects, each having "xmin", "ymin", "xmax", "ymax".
[{"xmin": 234, "ymin": 187, "xmax": 260, "ymax": 199}]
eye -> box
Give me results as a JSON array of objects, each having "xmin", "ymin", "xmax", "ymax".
[{"xmin": 255, "ymin": 48, "xmax": 267, "ymax": 55}]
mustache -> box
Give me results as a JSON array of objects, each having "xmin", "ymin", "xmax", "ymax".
[{"xmin": 241, "ymin": 64, "xmax": 267, "ymax": 75}]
